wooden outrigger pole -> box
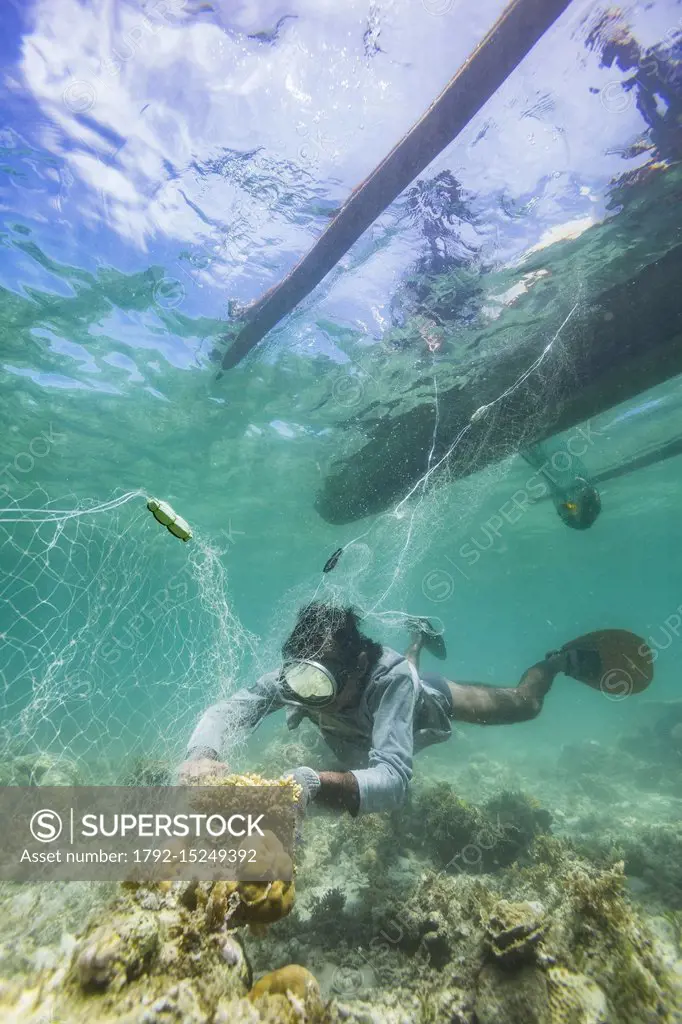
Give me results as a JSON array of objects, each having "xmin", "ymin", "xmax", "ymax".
[{"xmin": 218, "ymin": 0, "xmax": 575, "ymax": 374}]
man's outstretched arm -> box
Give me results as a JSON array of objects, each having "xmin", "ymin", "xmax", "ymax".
[
  {"xmin": 177, "ymin": 673, "xmax": 284, "ymax": 781},
  {"xmin": 447, "ymin": 655, "xmax": 563, "ymax": 725}
]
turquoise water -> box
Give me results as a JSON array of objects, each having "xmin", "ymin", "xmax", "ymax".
[{"xmin": 1, "ymin": 1, "xmax": 682, "ymax": 1020}]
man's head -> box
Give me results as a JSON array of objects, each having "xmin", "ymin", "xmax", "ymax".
[{"xmin": 281, "ymin": 603, "xmax": 382, "ymax": 708}]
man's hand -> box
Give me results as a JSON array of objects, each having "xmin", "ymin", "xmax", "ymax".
[
  {"xmin": 284, "ymin": 767, "xmax": 360, "ymax": 816},
  {"xmin": 175, "ymin": 757, "xmax": 229, "ymax": 785},
  {"xmin": 283, "ymin": 767, "xmax": 322, "ymax": 811}
]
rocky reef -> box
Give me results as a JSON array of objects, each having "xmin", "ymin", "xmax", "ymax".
[
  {"xmin": 248, "ymin": 819, "xmax": 681, "ymax": 1023},
  {"xmin": 0, "ymin": 752, "xmax": 681, "ymax": 1023},
  {"xmin": 0, "ymin": 751, "xmax": 81, "ymax": 787},
  {"xmin": 0, "ymin": 771, "xmax": 307, "ymax": 1024},
  {"xmin": 0, "ymin": 875, "xmax": 307, "ymax": 1024}
]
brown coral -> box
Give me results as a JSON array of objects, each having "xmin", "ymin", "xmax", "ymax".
[
  {"xmin": 206, "ymin": 878, "xmax": 296, "ymax": 930},
  {"xmin": 247, "ymin": 966, "xmax": 324, "ymax": 1024},
  {"xmin": 249, "ymin": 964, "xmax": 320, "ymax": 1002}
]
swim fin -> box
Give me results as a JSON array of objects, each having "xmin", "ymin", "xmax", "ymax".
[
  {"xmin": 407, "ymin": 617, "xmax": 447, "ymax": 660},
  {"xmin": 548, "ymin": 629, "xmax": 653, "ymax": 696}
]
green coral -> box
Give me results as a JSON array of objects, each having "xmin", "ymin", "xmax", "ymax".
[
  {"xmin": 566, "ymin": 860, "xmax": 629, "ymax": 931},
  {"xmin": 329, "ymin": 810, "xmax": 393, "ymax": 862},
  {"xmin": 510, "ymin": 843, "xmax": 681, "ymax": 1023},
  {"xmin": 394, "ymin": 782, "xmax": 550, "ymax": 873}
]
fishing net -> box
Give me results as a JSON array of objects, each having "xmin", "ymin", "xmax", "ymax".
[
  {"xmin": 0, "ymin": 487, "xmax": 255, "ymax": 783},
  {"xmin": 0, "ymin": 287, "xmax": 596, "ymax": 786},
  {"xmin": 243, "ymin": 278, "xmax": 603, "ymax": 706}
]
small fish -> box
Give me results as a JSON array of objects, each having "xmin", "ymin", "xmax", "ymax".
[{"xmin": 323, "ymin": 548, "xmax": 343, "ymax": 573}]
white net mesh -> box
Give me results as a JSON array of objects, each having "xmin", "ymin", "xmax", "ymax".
[
  {"xmin": 0, "ymin": 487, "xmax": 255, "ymax": 784},
  {"xmin": 0, "ymin": 296, "xmax": 588, "ymax": 784},
  {"xmin": 260, "ymin": 293, "xmax": 586, "ymax": 654}
]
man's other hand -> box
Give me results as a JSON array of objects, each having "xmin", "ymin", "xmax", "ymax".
[{"xmin": 175, "ymin": 757, "xmax": 229, "ymax": 785}]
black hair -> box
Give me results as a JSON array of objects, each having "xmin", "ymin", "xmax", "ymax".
[{"xmin": 282, "ymin": 603, "xmax": 383, "ymax": 675}]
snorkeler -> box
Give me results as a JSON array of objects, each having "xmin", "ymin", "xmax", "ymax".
[{"xmin": 179, "ymin": 604, "xmax": 652, "ymax": 817}]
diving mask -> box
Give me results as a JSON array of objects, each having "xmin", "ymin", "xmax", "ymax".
[{"xmin": 280, "ymin": 659, "xmax": 339, "ymax": 708}]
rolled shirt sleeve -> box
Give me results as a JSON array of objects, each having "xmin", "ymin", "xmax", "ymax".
[
  {"xmin": 350, "ymin": 667, "xmax": 417, "ymax": 815},
  {"xmin": 186, "ymin": 672, "xmax": 284, "ymax": 759}
]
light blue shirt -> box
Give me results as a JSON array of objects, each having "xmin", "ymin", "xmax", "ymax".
[{"xmin": 186, "ymin": 647, "xmax": 451, "ymax": 815}]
